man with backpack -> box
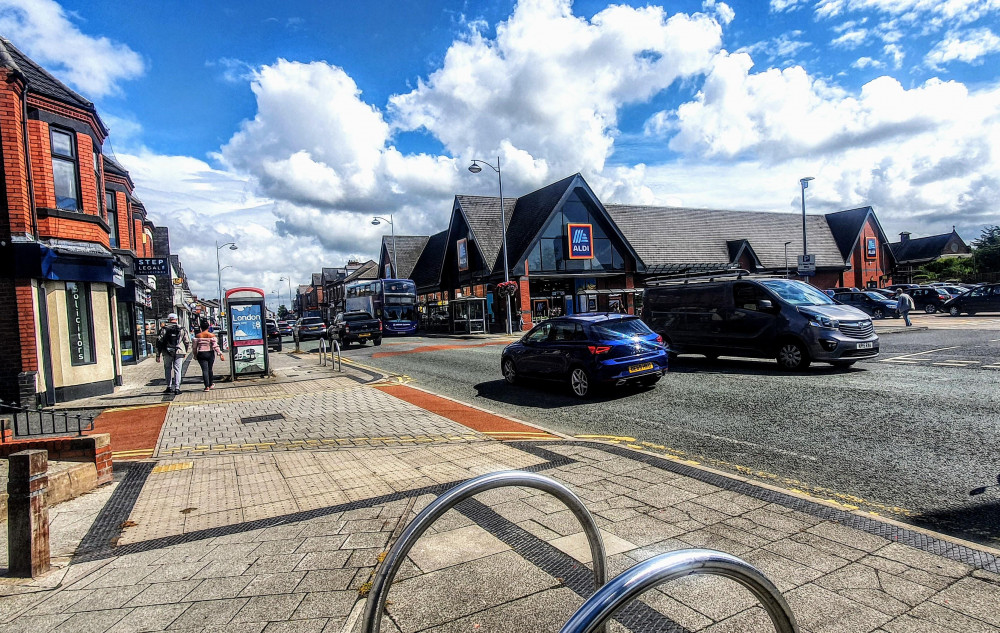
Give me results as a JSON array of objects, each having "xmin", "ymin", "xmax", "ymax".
[{"xmin": 156, "ymin": 313, "xmax": 191, "ymax": 394}]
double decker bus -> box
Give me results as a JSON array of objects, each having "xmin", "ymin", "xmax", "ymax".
[{"xmin": 345, "ymin": 279, "xmax": 419, "ymax": 335}]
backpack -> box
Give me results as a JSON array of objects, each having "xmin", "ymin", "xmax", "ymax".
[{"xmin": 158, "ymin": 324, "xmax": 181, "ymax": 353}]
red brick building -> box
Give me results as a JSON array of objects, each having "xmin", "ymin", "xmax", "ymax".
[{"xmin": 0, "ymin": 38, "xmax": 162, "ymax": 404}]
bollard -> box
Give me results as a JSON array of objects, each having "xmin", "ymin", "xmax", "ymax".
[{"xmin": 7, "ymin": 449, "xmax": 50, "ymax": 577}]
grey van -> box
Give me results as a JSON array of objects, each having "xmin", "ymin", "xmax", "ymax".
[{"xmin": 641, "ymin": 277, "xmax": 879, "ymax": 370}]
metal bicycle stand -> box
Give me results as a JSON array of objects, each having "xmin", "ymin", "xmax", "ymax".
[
  {"xmin": 560, "ymin": 549, "xmax": 798, "ymax": 633},
  {"xmin": 318, "ymin": 338, "xmax": 342, "ymax": 372},
  {"xmin": 361, "ymin": 471, "xmax": 608, "ymax": 633}
]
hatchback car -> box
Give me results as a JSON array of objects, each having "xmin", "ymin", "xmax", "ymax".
[
  {"xmin": 500, "ymin": 314, "xmax": 668, "ymax": 398},
  {"xmin": 293, "ymin": 317, "xmax": 326, "ymax": 341},
  {"xmin": 265, "ymin": 319, "xmax": 282, "ymax": 352},
  {"xmin": 908, "ymin": 287, "xmax": 952, "ymax": 313},
  {"xmin": 832, "ymin": 292, "xmax": 899, "ymax": 319},
  {"xmin": 277, "ymin": 320, "xmax": 293, "ymax": 336},
  {"xmin": 943, "ymin": 283, "xmax": 1000, "ymax": 316}
]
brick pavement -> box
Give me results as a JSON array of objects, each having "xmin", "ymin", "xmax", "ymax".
[{"xmin": 3, "ymin": 379, "xmax": 1000, "ymax": 632}]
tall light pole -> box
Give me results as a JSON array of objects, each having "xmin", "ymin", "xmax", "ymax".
[
  {"xmin": 371, "ymin": 215, "xmax": 396, "ymax": 278},
  {"xmin": 216, "ymin": 240, "xmax": 237, "ymax": 319},
  {"xmin": 784, "ymin": 241, "xmax": 792, "ymax": 278},
  {"xmin": 799, "ymin": 177, "xmax": 814, "ymax": 284},
  {"xmin": 469, "ymin": 157, "xmax": 511, "ymax": 335},
  {"xmin": 279, "ymin": 275, "xmax": 293, "ymax": 315}
]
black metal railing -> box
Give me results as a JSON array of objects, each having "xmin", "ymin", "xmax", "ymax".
[{"xmin": 0, "ymin": 401, "xmax": 95, "ymax": 440}]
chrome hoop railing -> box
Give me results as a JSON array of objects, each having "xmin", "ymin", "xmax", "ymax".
[
  {"xmin": 360, "ymin": 471, "xmax": 608, "ymax": 633},
  {"xmin": 559, "ymin": 549, "xmax": 798, "ymax": 633}
]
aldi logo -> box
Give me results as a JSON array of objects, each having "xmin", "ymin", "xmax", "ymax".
[{"xmin": 567, "ymin": 223, "xmax": 594, "ymax": 259}]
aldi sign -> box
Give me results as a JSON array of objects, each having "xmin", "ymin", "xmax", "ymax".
[{"xmin": 567, "ymin": 223, "xmax": 594, "ymax": 260}]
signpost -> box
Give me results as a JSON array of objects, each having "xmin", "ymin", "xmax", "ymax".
[
  {"xmin": 135, "ymin": 258, "xmax": 169, "ymax": 276},
  {"xmin": 225, "ymin": 287, "xmax": 269, "ymax": 379},
  {"xmin": 797, "ymin": 254, "xmax": 816, "ymax": 277}
]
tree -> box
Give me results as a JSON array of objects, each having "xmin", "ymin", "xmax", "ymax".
[
  {"xmin": 277, "ymin": 304, "xmax": 289, "ymax": 318},
  {"xmin": 973, "ymin": 225, "xmax": 1000, "ymax": 275},
  {"xmin": 916, "ymin": 257, "xmax": 974, "ymax": 282}
]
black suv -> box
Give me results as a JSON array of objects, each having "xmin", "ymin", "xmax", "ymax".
[
  {"xmin": 266, "ymin": 319, "xmax": 282, "ymax": 352},
  {"xmin": 907, "ymin": 287, "xmax": 951, "ymax": 314}
]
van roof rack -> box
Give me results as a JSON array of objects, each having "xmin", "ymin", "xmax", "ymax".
[{"xmin": 645, "ymin": 269, "xmax": 751, "ymax": 286}]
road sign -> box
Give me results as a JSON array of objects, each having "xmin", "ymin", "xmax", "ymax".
[{"xmin": 797, "ymin": 254, "xmax": 816, "ymax": 276}]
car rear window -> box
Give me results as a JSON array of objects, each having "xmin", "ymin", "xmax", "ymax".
[
  {"xmin": 345, "ymin": 312, "xmax": 374, "ymax": 321},
  {"xmin": 301, "ymin": 318, "xmax": 323, "ymax": 325},
  {"xmin": 590, "ymin": 317, "xmax": 653, "ymax": 340}
]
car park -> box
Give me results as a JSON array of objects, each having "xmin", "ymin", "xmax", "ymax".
[
  {"xmin": 908, "ymin": 287, "xmax": 952, "ymax": 314},
  {"xmin": 943, "ymin": 283, "xmax": 1000, "ymax": 316},
  {"xmin": 293, "ymin": 317, "xmax": 327, "ymax": 341},
  {"xmin": 642, "ymin": 275, "xmax": 879, "ymax": 370},
  {"xmin": 500, "ymin": 314, "xmax": 668, "ymax": 398},
  {"xmin": 265, "ymin": 318, "xmax": 282, "ymax": 352},
  {"xmin": 328, "ymin": 311, "xmax": 382, "ymax": 347},
  {"xmin": 832, "ymin": 291, "xmax": 899, "ymax": 319}
]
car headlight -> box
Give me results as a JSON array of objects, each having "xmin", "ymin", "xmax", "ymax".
[{"xmin": 808, "ymin": 315, "xmax": 840, "ymax": 329}]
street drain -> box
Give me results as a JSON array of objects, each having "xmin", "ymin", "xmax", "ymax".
[{"xmin": 241, "ymin": 413, "xmax": 285, "ymax": 424}]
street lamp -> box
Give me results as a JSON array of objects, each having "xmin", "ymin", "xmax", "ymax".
[
  {"xmin": 216, "ymin": 240, "xmax": 237, "ymax": 318},
  {"xmin": 371, "ymin": 215, "xmax": 396, "ymax": 278},
  {"xmin": 784, "ymin": 241, "xmax": 792, "ymax": 278},
  {"xmin": 279, "ymin": 275, "xmax": 293, "ymax": 315},
  {"xmin": 469, "ymin": 157, "xmax": 512, "ymax": 335}
]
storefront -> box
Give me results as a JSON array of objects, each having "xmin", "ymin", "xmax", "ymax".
[{"xmin": 116, "ymin": 277, "xmax": 153, "ymax": 363}]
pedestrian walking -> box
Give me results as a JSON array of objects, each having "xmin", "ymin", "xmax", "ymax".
[
  {"xmin": 156, "ymin": 313, "xmax": 191, "ymax": 394},
  {"xmin": 193, "ymin": 319, "xmax": 224, "ymax": 391},
  {"xmin": 895, "ymin": 288, "xmax": 915, "ymax": 326}
]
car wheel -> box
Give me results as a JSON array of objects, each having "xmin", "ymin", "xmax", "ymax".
[
  {"xmin": 502, "ymin": 358, "xmax": 518, "ymax": 384},
  {"xmin": 831, "ymin": 360, "xmax": 855, "ymax": 368},
  {"xmin": 924, "ymin": 304, "xmax": 936, "ymax": 314},
  {"xmin": 569, "ymin": 366, "xmax": 593, "ymax": 398},
  {"xmin": 373, "ymin": 338, "xmax": 382, "ymax": 346},
  {"xmin": 872, "ymin": 308, "xmax": 884, "ymax": 319},
  {"xmin": 949, "ymin": 306, "xmax": 960, "ymax": 316},
  {"xmin": 776, "ymin": 340, "xmax": 810, "ymax": 370}
]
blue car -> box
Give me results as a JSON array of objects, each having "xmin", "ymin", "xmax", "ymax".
[{"xmin": 500, "ymin": 314, "xmax": 669, "ymax": 398}]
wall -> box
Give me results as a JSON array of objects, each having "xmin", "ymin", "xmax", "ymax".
[
  {"xmin": 44, "ymin": 281, "xmax": 116, "ymax": 400},
  {"xmin": 848, "ymin": 216, "xmax": 887, "ymax": 288}
]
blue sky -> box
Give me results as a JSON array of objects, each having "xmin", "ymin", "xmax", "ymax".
[{"xmin": 3, "ymin": 0, "xmax": 999, "ymax": 302}]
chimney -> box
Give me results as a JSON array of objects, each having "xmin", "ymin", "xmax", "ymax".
[{"xmin": 900, "ymin": 232, "xmax": 910, "ymax": 243}]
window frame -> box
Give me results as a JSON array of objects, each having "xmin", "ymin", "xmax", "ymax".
[
  {"xmin": 105, "ymin": 191, "xmax": 119, "ymax": 248},
  {"xmin": 50, "ymin": 128, "xmax": 81, "ymax": 211}
]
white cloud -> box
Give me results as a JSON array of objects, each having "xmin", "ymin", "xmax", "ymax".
[
  {"xmin": 770, "ymin": 0, "xmax": 806, "ymax": 11},
  {"xmin": 815, "ymin": 0, "xmax": 1000, "ymax": 31},
  {"xmin": 739, "ymin": 31, "xmax": 812, "ymax": 64},
  {"xmin": 883, "ymin": 43, "xmax": 905, "ymax": 68},
  {"xmin": 852, "ymin": 56, "xmax": 884, "ymax": 69},
  {"xmin": 0, "ymin": 0, "xmax": 144, "ymax": 97},
  {"xmin": 831, "ymin": 29, "xmax": 868, "ymax": 48},
  {"xmin": 703, "ymin": 0, "xmax": 735, "ymax": 25},
  {"xmin": 926, "ymin": 28, "xmax": 1000, "ymax": 67}
]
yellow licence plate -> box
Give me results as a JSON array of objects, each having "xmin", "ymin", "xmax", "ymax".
[
  {"xmin": 628, "ymin": 362, "xmax": 654, "ymax": 374},
  {"xmin": 359, "ymin": 333, "xmax": 371, "ymax": 337}
]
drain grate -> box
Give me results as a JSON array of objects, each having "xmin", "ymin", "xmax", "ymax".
[{"xmin": 240, "ymin": 412, "xmax": 285, "ymax": 424}]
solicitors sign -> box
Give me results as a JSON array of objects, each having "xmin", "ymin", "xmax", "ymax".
[
  {"xmin": 567, "ymin": 223, "xmax": 594, "ymax": 259},
  {"xmin": 135, "ymin": 258, "xmax": 169, "ymax": 276}
]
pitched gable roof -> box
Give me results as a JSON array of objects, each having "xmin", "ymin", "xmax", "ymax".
[
  {"xmin": 382, "ymin": 235, "xmax": 430, "ymax": 279},
  {"xmin": 824, "ymin": 206, "xmax": 889, "ymax": 263},
  {"xmin": 889, "ymin": 231, "xmax": 967, "ymax": 263},
  {"xmin": 0, "ymin": 38, "xmax": 108, "ymax": 136},
  {"xmin": 344, "ymin": 260, "xmax": 378, "ymax": 283},
  {"xmin": 498, "ymin": 174, "xmax": 579, "ymax": 271},
  {"xmin": 411, "ymin": 230, "xmax": 448, "ymax": 291},
  {"xmin": 605, "ymin": 205, "xmax": 844, "ymax": 270},
  {"xmin": 454, "ymin": 195, "xmax": 517, "ymax": 272}
]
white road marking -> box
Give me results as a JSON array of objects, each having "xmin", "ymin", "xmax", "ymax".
[{"xmin": 649, "ymin": 421, "xmax": 819, "ymax": 462}]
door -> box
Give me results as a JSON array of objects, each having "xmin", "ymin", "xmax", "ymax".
[
  {"xmin": 535, "ymin": 321, "xmax": 585, "ymax": 378},
  {"xmin": 723, "ymin": 282, "xmax": 778, "ymax": 355},
  {"xmin": 965, "ymin": 286, "xmax": 990, "ymax": 312},
  {"xmin": 515, "ymin": 322, "xmax": 552, "ymax": 376}
]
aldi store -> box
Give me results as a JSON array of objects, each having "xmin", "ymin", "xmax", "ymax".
[{"xmin": 380, "ymin": 173, "xmax": 896, "ymax": 332}]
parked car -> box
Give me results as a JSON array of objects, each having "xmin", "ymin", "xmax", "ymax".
[
  {"xmin": 936, "ymin": 285, "xmax": 969, "ymax": 298},
  {"xmin": 943, "ymin": 283, "xmax": 1000, "ymax": 316},
  {"xmin": 832, "ymin": 291, "xmax": 899, "ymax": 319},
  {"xmin": 328, "ymin": 311, "xmax": 382, "ymax": 346},
  {"xmin": 885, "ymin": 283, "xmax": 920, "ymax": 292},
  {"xmin": 642, "ymin": 277, "xmax": 879, "ymax": 370},
  {"xmin": 908, "ymin": 287, "xmax": 952, "ymax": 314},
  {"xmin": 501, "ymin": 314, "xmax": 668, "ymax": 398},
  {"xmin": 277, "ymin": 320, "xmax": 293, "ymax": 336},
  {"xmin": 293, "ymin": 317, "xmax": 327, "ymax": 341},
  {"xmin": 265, "ymin": 319, "xmax": 282, "ymax": 352},
  {"xmin": 868, "ymin": 288, "xmax": 897, "ymax": 301}
]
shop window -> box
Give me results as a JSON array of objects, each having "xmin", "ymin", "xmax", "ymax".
[
  {"xmin": 93, "ymin": 151, "xmax": 102, "ymax": 215},
  {"xmin": 50, "ymin": 129, "xmax": 80, "ymax": 211},
  {"xmin": 106, "ymin": 192, "xmax": 118, "ymax": 248},
  {"xmin": 66, "ymin": 282, "xmax": 95, "ymax": 365}
]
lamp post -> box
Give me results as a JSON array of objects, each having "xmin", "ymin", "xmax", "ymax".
[
  {"xmin": 216, "ymin": 240, "xmax": 238, "ymax": 317},
  {"xmin": 784, "ymin": 241, "xmax": 792, "ymax": 278},
  {"xmin": 279, "ymin": 275, "xmax": 293, "ymax": 316},
  {"xmin": 799, "ymin": 177, "xmax": 814, "ymax": 283},
  {"xmin": 372, "ymin": 215, "xmax": 396, "ymax": 278},
  {"xmin": 469, "ymin": 157, "xmax": 511, "ymax": 335}
]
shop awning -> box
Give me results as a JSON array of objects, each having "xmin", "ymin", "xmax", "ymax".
[{"xmin": 14, "ymin": 241, "xmax": 116, "ymax": 284}]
